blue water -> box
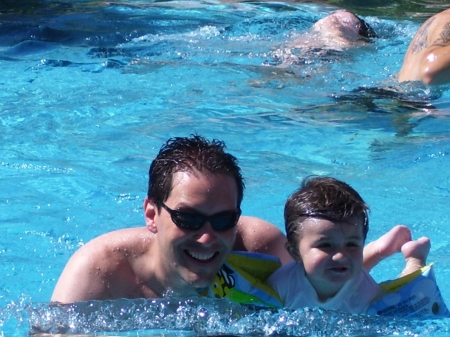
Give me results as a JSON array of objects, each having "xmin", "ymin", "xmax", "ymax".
[{"xmin": 2, "ymin": 0, "xmax": 450, "ymax": 335}]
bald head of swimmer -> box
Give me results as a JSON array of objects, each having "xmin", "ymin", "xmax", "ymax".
[{"xmin": 312, "ymin": 9, "xmax": 377, "ymax": 44}]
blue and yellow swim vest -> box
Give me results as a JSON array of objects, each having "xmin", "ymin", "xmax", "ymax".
[
  {"xmin": 367, "ymin": 263, "xmax": 449, "ymax": 317},
  {"xmin": 202, "ymin": 251, "xmax": 449, "ymax": 318},
  {"xmin": 201, "ymin": 251, "xmax": 283, "ymax": 308}
]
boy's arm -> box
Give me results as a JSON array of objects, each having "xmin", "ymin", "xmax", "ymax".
[
  {"xmin": 364, "ymin": 229, "xmax": 430, "ymax": 277},
  {"xmin": 399, "ymin": 236, "xmax": 430, "ymax": 277},
  {"xmin": 363, "ymin": 225, "xmax": 412, "ymax": 271}
]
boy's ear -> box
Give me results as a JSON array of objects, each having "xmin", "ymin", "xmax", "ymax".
[
  {"xmin": 286, "ymin": 242, "xmax": 301, "ymax": 261},
  {"xmin": 144, "ymin": 197, "xmax": 158, "ymax": 233}
]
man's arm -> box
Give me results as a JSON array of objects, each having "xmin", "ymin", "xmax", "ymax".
[
  {"xmin": 399, "ymin": 9, "xmax": 450, "ymax": 85},
  {"xmin": 51, "ymin": 227, "xmax": 156, "ymax": 303},
  {"xmin": 51, "ymin": 241, "xmax": 112, "ymax": 303},
  {"xmin": 51, "ymin": 228, "xmax": 142, "ymax": 303}
]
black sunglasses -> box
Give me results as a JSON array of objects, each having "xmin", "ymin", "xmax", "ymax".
[{"xmin": 160, "ymin": 202, "xmax": 241, "ymax": 232}]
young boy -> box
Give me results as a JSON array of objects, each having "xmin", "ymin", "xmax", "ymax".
[{"xmin": 267, "ymin": 176, "xmax": 430, "ymax": 313}]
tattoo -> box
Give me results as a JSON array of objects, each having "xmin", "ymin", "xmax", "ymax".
[
  {"xmin": 411, "ymin": 18, "xmax": 435, "ymax": 54},
  {"xmin": 430, "ymin": 22, "xmax": 450, "ymax": 47}
]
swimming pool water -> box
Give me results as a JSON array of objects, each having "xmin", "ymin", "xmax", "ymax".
[{"xmin": 2, "ymin": 0, "xmax": 450, "ymax": 335}]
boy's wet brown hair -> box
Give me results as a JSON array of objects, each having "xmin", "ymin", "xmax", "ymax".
[{"xmin": 285, "ymin": 176, "xmax": 369, "ymax": 252}]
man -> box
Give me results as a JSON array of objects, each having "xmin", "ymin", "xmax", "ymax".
[
  {"xmin": 398, "ymin": 8, "xmax": 450, "ymax": 85},
  {"xmin": 51, "ymin": 135, "xmax": 291, "ymax": 303},
  {"xmin": 51, "ymin": 135, "xmax": 416, "ymax": 303}
]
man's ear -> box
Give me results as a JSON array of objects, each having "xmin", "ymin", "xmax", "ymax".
[
  {"xmin": 144, "ymin": 197, "xmax": 158, "ymax": 233},
  {"xmin": 286, "ymin": 242, "xmax": 301, "ymax": 261}
]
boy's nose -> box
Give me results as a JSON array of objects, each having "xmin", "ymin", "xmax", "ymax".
[{"xmin": 332, "ymin": 251, "xmax": 347, "ymax": 261}]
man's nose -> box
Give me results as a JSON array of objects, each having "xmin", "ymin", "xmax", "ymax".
[{"xmin": 195, "ymin": 221, "xmax": 218, "ymax": 244}]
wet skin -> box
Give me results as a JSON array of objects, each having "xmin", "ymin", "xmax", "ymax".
[
  {"xmin": 145, "ymin": 170, "xmax": 238, "ymax": 293},
  {"xmin": 295, "ymin": 218, "xmax": 365, "ymax": 300}
]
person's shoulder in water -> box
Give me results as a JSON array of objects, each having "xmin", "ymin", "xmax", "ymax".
[
  {"xmin": 290, "ymin": 9, "xmax": 377, "ymax": 51},
  {"xmin": 398, "ymin": 8, "xmax": 450, "ymax": 85},
  {"xmin": 271, "ymin": 9, "xmax": 377, "ymax": 67}
]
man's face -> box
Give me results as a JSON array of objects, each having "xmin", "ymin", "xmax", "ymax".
[
  {"xmin": 296, "ymin": 217, "xmax": 364, "ymax": 300},
  {"xmin": 151, "ymin": 171, "xmax": 238, "ymax": 293}
]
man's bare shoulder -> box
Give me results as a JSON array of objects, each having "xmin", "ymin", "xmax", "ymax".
[
  {"xmin": 76, "ymin": 227, "xmax": 152, "ymax": 260},
  {"xmin": 430, "ymin": 9, "xmax": 450, "ymax": 27},
  {"xmin": 399, "ymin": 9, "xmax": 450, "ymax": 83},
  {"xmin": 426, "ymin": 9, "xmax": 450, "ymax": 48},
  {"xmin": 413, "ymin": 9, "xmax": 450, "ymax": 52},
  {"xmin": 51, "ymin": 227, "xmax": 154, "ymax": 303}
]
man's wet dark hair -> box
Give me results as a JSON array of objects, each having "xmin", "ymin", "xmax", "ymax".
[{"xmin": 147, "ymin": 134, "xmax": 245, "ymax": 210}]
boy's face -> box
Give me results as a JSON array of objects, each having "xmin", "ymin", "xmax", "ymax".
[{"xmin": 295, "ymin": 217, "xmax": 365, "ymax": 301}]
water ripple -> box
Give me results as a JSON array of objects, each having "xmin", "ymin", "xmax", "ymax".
[{"xmin": 22, "ymin": 297, "xmax": 450, "ymax": 336}]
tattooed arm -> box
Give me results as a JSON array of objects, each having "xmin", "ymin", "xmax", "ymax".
[{"xmin": 398, "ymin": 9, "xmax": 450, "ymax": 85}]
